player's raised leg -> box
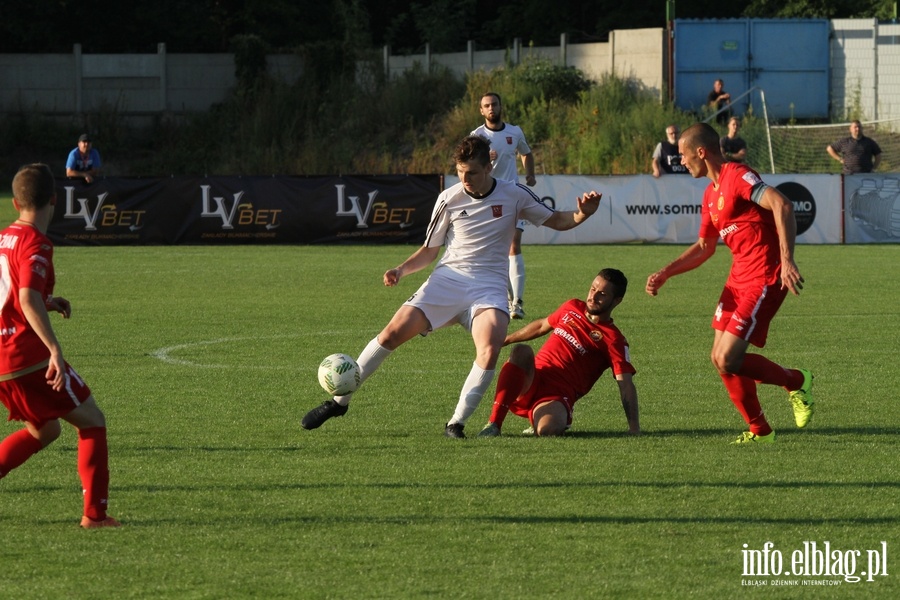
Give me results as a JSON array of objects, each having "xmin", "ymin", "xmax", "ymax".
[{"xmin": 302, "ymin": 305, "xmax": 428, "ymax": 430}]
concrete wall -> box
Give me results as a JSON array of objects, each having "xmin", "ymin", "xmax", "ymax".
[
  {"xmin": 2, "ymin": 21, "xmax": 899, "ymax": 125},
  {"xmin": 830, "ymin": 19, "xmax": 900, "ymax": 121},
  {"xmin": 0, "ymin": 44, "xmax": 303, "ymax": 115},
  {"xmin": 385, "ymin": 30, "xmax": 664, "ymax": 98}
]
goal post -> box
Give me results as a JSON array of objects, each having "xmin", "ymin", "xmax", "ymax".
[{"xmin": 705, "ymin": 87, "xmax": 900, "ymax": 175}]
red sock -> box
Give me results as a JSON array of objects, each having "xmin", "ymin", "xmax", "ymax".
[
  {"xmin": 489, "ymin": 363, "xmax": 527, "ymax": 428},
  {"xmin": 720, "ymin": 372, "xmax": 772, "ymax": 436},
  {"xmin": 0, "ymin": 429, "xmax": 44, "ymax": 478},
  {"xmin": 78, "ymin": 427, "xmax": 110, "ymax": 521},
  {"xmin": 738, "ymin": 354, "xmax": 804, "ymax": 391}
]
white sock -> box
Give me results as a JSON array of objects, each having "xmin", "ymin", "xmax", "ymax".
[
  {"xmin": 334, "ymin": 338, "xmax": 392, "ymax": 405},
  {"xmin": 448, "ymin": 363, "xmax": 495, "ymax": 425},
  {"xmin": 509, "ymin": 254, "xmax": 525, "ymax": 303}
]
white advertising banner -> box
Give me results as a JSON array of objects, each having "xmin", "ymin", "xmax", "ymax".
[
  {"xmin": 445, "ymin": 173, "xmax": 842, "ymax": 244},
  {"xmin": 843, "ymin": 174, "xmax": 900, "ymax": 243}
]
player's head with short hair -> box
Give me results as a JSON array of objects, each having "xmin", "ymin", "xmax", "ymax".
[
  {"xmin": 598, "ymin": 268, "xmax": 628, "ymax": 299},
  {"xmin": 680, "ymin": 123, "xmax": 722, "ymax": 157},
  {"xmin": 455, "ymin": 135, "xmax": 492, "ymax": 167},
  {"xmin": 482, "ymin": 92, "xmax": 501, "ymax": 106},
  {"xmin": 12, "ymin": 163, "xmax": 55, "ymax": 211}
]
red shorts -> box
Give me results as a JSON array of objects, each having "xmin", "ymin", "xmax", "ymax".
[
  {"xmin": 712, "ymin": 282, "xmax": 788, "ymax": 348},
  {"xmin": 0, "ymin": 363, "xmax": 92, "ymax": 429},
  {"xmin": 509, "ymin": 371, "xmax": 575, "ymax": 427}
]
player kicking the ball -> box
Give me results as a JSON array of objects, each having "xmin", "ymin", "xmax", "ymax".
[
  {"xmin": 301, "ymin": 135, "xmax": 602, "ymax": 438},
  {"xmin": 0, "ymin": 164, "xmax": 120, "ymax": 528},
  {"xmin": 646, "ymin": 123, "xmax": 814, "ymax": 444},
  {"xmin": 478, "ymin": 268, "xmax": 639, "ymax": 438}
]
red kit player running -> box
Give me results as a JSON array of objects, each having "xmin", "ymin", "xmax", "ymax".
[
  {"xmin": 645, "ymin": 123, "xmax": 814, "ymax": 444},
  {"xmin": 0, "ymin": 163, "xmax": 119, "ymax": 528},
  {"xmin": 478, "ymin": 269, "xmax": 639, "ymax": 437}
]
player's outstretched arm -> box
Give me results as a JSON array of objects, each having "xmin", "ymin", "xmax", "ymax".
[
  {"xmin": 503, "ymin": 317, "xmax": 552, "ymax": 346},
  {"xmin": 384, "ymin": 245, "xmax": 440, "ymax": 287},
  {"xmin": 542, "ymin": 191, "xmax": 602, "ymax": 231},
  {"xmin": 645, "ymin": 236, "xmax": 718, "ymax": 296},
  {"xmin": 616, "ymin": 373, "xmax": 640, "ymax": 435}
]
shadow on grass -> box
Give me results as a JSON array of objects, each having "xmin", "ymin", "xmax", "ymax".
[{"xmin": 567, "ymin": 426, "xmax": 900, "ymax": 438}]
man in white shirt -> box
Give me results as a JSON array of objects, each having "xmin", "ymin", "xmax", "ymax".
[
  {"xmin": 471, "ymin": 92, "xmax": 536, "ymax": 319},
  {"xmin": 301, "ymin": 136, "xmax": 601, "ymax": 438}
]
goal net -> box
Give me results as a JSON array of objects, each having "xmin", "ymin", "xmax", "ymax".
[{"xmin": 762, "ymin": 119, "xmax": 900, "ymax": 174}]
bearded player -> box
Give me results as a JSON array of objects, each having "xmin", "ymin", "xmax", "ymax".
[{"xmin": 478, "ymin": 268, "xmax": 639, "ymax": 437}]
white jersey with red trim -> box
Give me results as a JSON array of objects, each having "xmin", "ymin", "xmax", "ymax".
[
  {"xmin": 471, "ymin": 123, "xmax": 531, "ymax": 182},
  {"xmin": 424, "ymin": 178, "xmax": 552, "ymax": 280}
]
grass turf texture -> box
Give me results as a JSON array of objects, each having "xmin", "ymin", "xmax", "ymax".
[{"xmin": 0, "ymin": 235, "xmax": 897, "ymax": 598}]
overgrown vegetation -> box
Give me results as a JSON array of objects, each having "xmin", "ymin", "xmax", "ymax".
[{"xmin": 0, "ymin": 59, "xmax": 807, "ymax": 179}]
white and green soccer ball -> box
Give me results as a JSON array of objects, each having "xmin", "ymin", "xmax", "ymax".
[{"xmin": 317, "ymin": 353, "xmax": 361, "ymax": 396}]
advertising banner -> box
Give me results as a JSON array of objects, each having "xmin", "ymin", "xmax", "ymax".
[
  {"xmin": 843, "ymin": 174, "xmax": 900, "ymax": 243},
  {"xmin": 446, "ymin": 174, "xmax": 842, "ymax": 244},
  {"xmin": 49, "ymin": 175, "xmax": 442, "ymax": 246}
]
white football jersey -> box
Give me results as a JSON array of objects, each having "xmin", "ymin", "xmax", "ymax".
[
  {"xmin": 470, "ymin": 123, "xmax": 532, "ymax": 183},
  {"xmin": 424, "ymin": 178, "xmax": 552, "ymax": 280}
]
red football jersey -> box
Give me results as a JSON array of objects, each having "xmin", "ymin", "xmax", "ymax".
[
  {"xmin": 698, "ymin": 162, "xmax": 782, "ymax": 287},
  {"xmin": 533, "ymin": 299, "xmax": 636, "ymax": 401},
  {"xmin": 0, "ymin": 224, "xmax": 55, "ymax": 374}
]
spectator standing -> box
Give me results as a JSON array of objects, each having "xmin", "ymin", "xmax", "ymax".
[
  {"xmin": 471, "ymin": 92, "xmax": 536, "ymax": 320},
  {"xmin": 827, "ymin": 120, "xmax": 882, "ymax": 174},
  {"xmin": 66, "ymin": 134, "xmax": 102, "ymax": 183},
  {"xmin": 651, "ymin": 125, "xmax": 689, "ymax": 177},
  {"xmin": 720, "ymin": 117, "xmax": 748, "ymax": 163},
  {"xmin": 707, "ymin": 79, "xmax": 732, "ymax": 125}
]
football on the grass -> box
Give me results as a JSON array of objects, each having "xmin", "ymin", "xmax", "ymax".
[{"xmin": 317, "ymin": 353, "xmax": 361, "ymax": 396}]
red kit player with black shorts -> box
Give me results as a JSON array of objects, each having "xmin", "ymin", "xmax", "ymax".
[
  {"xmin": 0, "ymin": 163, "xmax": 119, "ymax": 528},
  {"xmin": 646, "ymin": 123, "xmax": 814, "ymax": 444}
]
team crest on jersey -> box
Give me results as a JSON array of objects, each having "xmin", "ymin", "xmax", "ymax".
[
  {"xmin": 505, "ymin": 136, "xmax": 513, "ymax": 145},
  {"xmin": 590, "ymin": 331, "xmax": 603, "ymax": 342},
  {"xmin": 717, "ymin": 194, "xmax": 725, "ymax": 211},
  {"xmin": 492, "ymin": 205, "xmax": 503, "ymax": 218}
]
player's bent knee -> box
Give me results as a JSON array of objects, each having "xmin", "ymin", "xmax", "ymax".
[{"xmin": 535, "ymin": 423, "xmax": 567, "ymax": 437}]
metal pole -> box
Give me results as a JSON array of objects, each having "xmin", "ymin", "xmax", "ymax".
[{"xmin": 760, "ymin": 88, "xmax": 776, "ymax": 174}]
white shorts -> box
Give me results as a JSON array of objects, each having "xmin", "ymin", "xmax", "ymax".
[
  {"xmin": 404, "ymin": 268, "xmax": 508, "ymax": 334},
  {"xmin": 515, "ymin": 219, "xmax": 528, "ymax": 231}
]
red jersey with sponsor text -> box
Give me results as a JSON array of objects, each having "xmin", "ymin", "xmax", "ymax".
[
  {"xmin": 0, "ymin": 224, "xmax": 55, "ymax": 374},
  {"xmin": 698, "ymin": 162, "xmax": 781, "ymax": 288},
  {"xmin": 533, "ymin": 299, "xmax": 636, "ymax": 401}
]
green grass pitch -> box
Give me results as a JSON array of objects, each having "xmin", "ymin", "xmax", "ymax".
[{"xmin": 0, "ymin": 195, "xmax": 897, "ymax": 597}]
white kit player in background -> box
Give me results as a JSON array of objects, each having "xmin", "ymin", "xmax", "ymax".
[
  {"xmin": 301, "ymin": 135, "xmax": 601, "ymax": 438},
  {"xmin": 471, "ymin": 92, "xmax": 536, "ymax": 320}
]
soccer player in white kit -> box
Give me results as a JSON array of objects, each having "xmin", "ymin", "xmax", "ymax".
[
  {"xmin": 471, "ymin": 92, "xmax": 536, "ymax": 319},
  {"xmin": 301, "ymin": 135, "xmax": 602, "ymax": 438}
]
